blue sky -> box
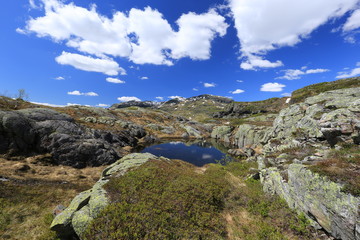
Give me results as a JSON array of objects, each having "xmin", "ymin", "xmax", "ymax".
[{"xmin": 1, "ymin": 0, "xmax": 360, "ymax": 107}]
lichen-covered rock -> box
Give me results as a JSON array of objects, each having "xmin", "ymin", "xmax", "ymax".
[
  {"xmin": 233, "ymin": 124, "xmax": 269, "ymax": 148},
  {"xmin": 181, "ymin": 125, "xmax": 202, "ymax": 138},
  {"xmin": 72, "ymin": 205, "xmax": 93, "ymax": 237},
  {"xmin": 51, "ymin": 153, "xmax": 158, "ymax": 239},
  {"xmin": 304, "ymin": 87, "xmax": 360, "ymax": 107},
  {"xmin": 261, "ymin": 164, "xmax": 360, "ymax": 240},
  {"xmin": 211, "ymin": 125, "xmax": 233, "ymax": 142},
  {"xmin": 50, "ymin": 190, "xmax": 91, "ymax": 238}
]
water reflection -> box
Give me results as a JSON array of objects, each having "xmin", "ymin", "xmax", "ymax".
[{"xmin": 136, "ymin": 139, "xmax": 232, "ymax": 167}]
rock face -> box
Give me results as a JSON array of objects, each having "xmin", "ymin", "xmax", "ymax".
[
  {"xmin": 0, "ymin": 108, "xmax": 143, "ymax": 167},
  {"xmin": 261, "ymin": 87, "xmax": 360, "ymax": 152},
  {"xmin": 50, "ymin": 153, "xmax": 159, "ymax": 239},
  {"xmin": 261, "ymin": 164, "xmax": 360, "ymax": 240}
]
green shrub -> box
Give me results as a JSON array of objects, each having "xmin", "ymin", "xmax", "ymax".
[{"xmin": 83, "ymin": 161, "xmax": 229, "ymax": 240}]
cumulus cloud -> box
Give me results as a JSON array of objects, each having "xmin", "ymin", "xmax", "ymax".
[
  {"xmin": 106, "ymin": 77, "xmax": 125, "ymax": 84},
  {"xmin": 117, "ymin": 96, "xmax": 141, "ymax": 102},
  {"xmin": 336, "ymin": 62, "xmax": 360, "ymax": 78},
  {"xmin": 67, "ymin": 90, "xmax": 99, "ymax": 96},
  {"xmin": 230, "ymin": 89, "xmax": 245, "ymax": 94},
  {"xmin": 240, "ymin": 55, "xmax": 283, "ymax": 70},
  {"xmin": 204, "ymin": 82, "xmax": 216, "ymax": 88},
  {"xmin": 22, "ymin": 0, "xmax": 228, "ymax": 68},
  {"xmin": 140, "ymin": 76, "xmax": 149, "ymax": 80},
  {"xmin": 56, "ymin": 52, "xmax": 126, "ymax": 76},
  {"xmin": 155, "ymin": 96, "xmax": 164, "ymax": 101},
  {"xmin": 192, "ymin": 88, "xmax": 199, "ymax": 91},
  {"xmin": 277, "ymin": 67, "xmax": 329, "ymax": 80},
  {"xmin": 260, "ymin": 82, "xmax": 286, "ymax": 92},
  {"xmin": 228, "ymin": 0, "xmax": 359, "ymax": 70},
  {"xmin": 236, "ymin": 80, "xmax": 243, "ymax": 83},
  {"xmin": 54, "ymin": 76, "xmax": 65, "ymax": 80}
]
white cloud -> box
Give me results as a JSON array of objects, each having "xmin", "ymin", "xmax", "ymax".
[
  {"xmin": 277, "ymin": 67, "xmax": 329, "ymax": 80},
  {"xmin": 140, "ymin": 76, "xmax": 149, "ymax": 80},
  {"xmin": 56, "ymin": 52, "xmax": 126, "ymax": 76},
  {"xmin": 169, "ymin": 9, "xmax": 228, "ymax": 60},
  {"xmin": 16, "ymin": 28, "xmax": 26, "ymax": 34},
  {"xmin": 228, "ymin": 0, "xmax": 358, "ymax": 70},
  {"xmin": 192, "ymin": 88, "xmax": 199, "ymax": 91},
  {"xmin": 23, "ymin": 1, "xmax": 228, "ymax": 67},
  {"xmin": 96, "ymin": 103, "xmax": 109, "ymax": 107},
  {"xmin": 55, "ymin": 76, "xmax": 65, "ymax": 80},
  {"xmin": 236, "ymin": 80, "xmax": 243, "ymax": 83},
  {"xmin": 240, "ymin": 55, "xmax": 283, "ymax": 70},
  {"xmin": 336, "ymin": 63, "xmax": 360, "ymax": 78},
  {"xmin": 230, "ymin": 89, "xmax": 245, "ymax": 94},
  {"xmin": 260, "ymin": 82, "xmax": 286, "ymax": 92},
  {"xmin": 168, "ymin": 96, "xmax": 185, "ymax": 101},
  {"xmin": 117, "ymin": 96, "xmax": 141, "ymax": 102},
  {"xmin": 67, "ymin": 90, "xmax": 82, "ymax": 96},
  {"xmin": 67, "ymin": 90, "xmax": 99, "ymax": 96},
  {"xmin": 343, "ymin": 9, "xmax": 360, "ymax": 31},
  {"xmin": 204, "ymin": 82, "xmax": 216, "ymax": 88},
  {"xmin": 84, "ymin": 92, "xmax": 98, "ymax": 96},
  {"xmin": 106, "ymin": 77, "xmax": 125, "ymax": 84},
  {"xmin": 29, "ymin": 0, "xmax": 40, "ymax": 9},
  {"xmin": 155, "ymin": 96, "xmax": 164, "ymax": 101}
]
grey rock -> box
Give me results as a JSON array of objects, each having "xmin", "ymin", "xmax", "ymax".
[{"xmin": 261, "ymin": 164, "xmax": 360, "ymax": 240}]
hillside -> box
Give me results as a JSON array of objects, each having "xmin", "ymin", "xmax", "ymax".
[{"xmin": 0, "ymin": 77, "xmax": 359, "ymax": 240}]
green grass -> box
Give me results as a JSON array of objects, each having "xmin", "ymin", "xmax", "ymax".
[
  {"xmin": 83, "ymin": 159, "xmax": 317, "ymax": 240},
  {"xmin": 224, "ymin": 162, "xmax": 314, "ymax": 240},
  {"xmin": 291, "ymin": 77, "xmax": 360, "ymax": 103}
]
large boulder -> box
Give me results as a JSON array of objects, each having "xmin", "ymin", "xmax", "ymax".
[
  {"xmin": 0, "ymin": 108, "xmax": 142, "ymax": 167},
  {"xmin": 51, "ymin": 153, "xmax": 158, "ymax": 239}
]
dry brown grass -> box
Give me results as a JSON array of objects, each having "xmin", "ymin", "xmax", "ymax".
[
  {"xmin": 0, "ymin": 156, "xmax": 103, "ymax": 240},
  {"xmin": 309, "ymin": 144, "xmax": 360, "ymax": 196}
]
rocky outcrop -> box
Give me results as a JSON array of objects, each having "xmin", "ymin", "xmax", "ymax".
[
  {"xmin": 261, "ymin": 87, "xmax": 360, "ymax": 152},
  {"xmin": 211, "ymin": 124, "xmax": 269, "ymax": 148},
  {"xmin": 0, "ymin": 108, "xmax": 144, "ymax": 167},
  {"xmin": 261, "ymin": 164, "xmax": 360, "ymax": 240},
  {"xmin": 213, "ymin": 98, "xmax": 286, "ymax": 119},
  {"xmin": 210, "ymin": 87, "xmax": 360, "ymax": 239},
  {"xmin": 51, "ymin": 153, "xmax": 160, "ymax": 239}
]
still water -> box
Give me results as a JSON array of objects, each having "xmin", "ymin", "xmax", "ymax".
[{"xmin": 140, "ymin": 140, "xmax": 232, "ymax": 167}]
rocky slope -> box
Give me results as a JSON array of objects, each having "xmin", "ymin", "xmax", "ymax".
[
  {"xmin": 0, "ymin": 100, "xmax": 211, "ymax": 168},
  {"xmin": 211, "ymin": 86, "xmax": 360, "ymax": 240},
  {"xmin": 110, "ymin": 94, "xmax": 234, "ymax": 122}
]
